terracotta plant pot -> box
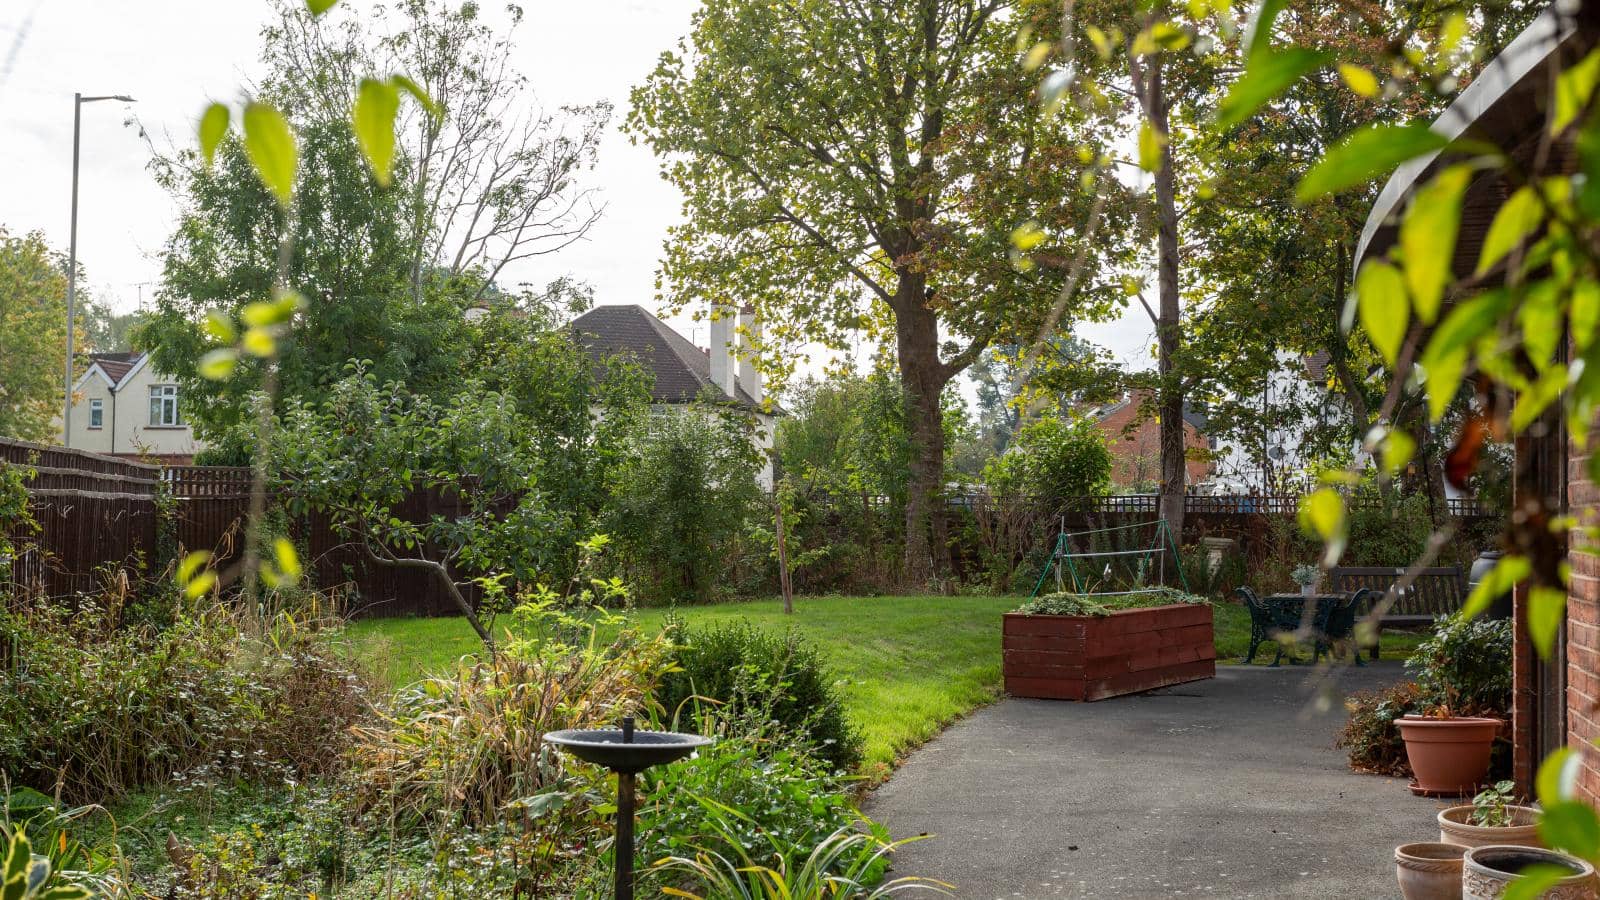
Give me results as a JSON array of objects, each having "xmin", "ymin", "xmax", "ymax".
[
  {"xmin": 1398, "ymin": 716, "xmax": 1501, "ymax": 795},
  {"xmin": 1396, "ymin": 842, "xmax": 1467, "ymax": 900},
  {"xmin": 1462, "ymin": 845, "xmax": 1597, "ymax": 899},
  {"xmin": 1438, "ymin": 805, "xmax": 1542, "ymax": 849}
]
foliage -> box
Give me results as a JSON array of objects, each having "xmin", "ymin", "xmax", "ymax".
[
  {"xmin": 0, "ymin": 458, "xmax": 35, "ymax": 575},
  {"xmin": 1290, "ymin": 564, "xmax": 1319, "ymax": 587},
  {"xmin": 1344, "ymin": 485, "xmax": 1435, "ymax": 568},
  {"xmin": 982, "ymin": 416, "xmax": 1112, "ymax": 501},
  {"xmin": 1013, "ymin": 587, "xmax": 1209, "ymax": 617},
  {"xmin": 0, "ymin": 598, "xmax": 367, "ymax": 804},
  {"xmin": 0, "ymin": 829, "xmax": 93, "ymax": 900},
  {"xmin": 650, "ymin": 822, "xmax": 950, "ymax": 899},
  {"xmin": 1335, "ymin": 682, "xmax": 1423, "ymax": 778},
  {"xmin": 1405, "ymin": 614, "xmax": 1514, "ymax": 716},
  {"xmin": 603, "ymin": 403, "xmax": 763, "ymax": 604},
  {"xmin": 1470, "ymin": 780, "xmax": 1521, "ymax": 828},
  {"xmin": 349, "ymin": 602, "xmax": 671, "ymax": 830},
  {"xmin": 629, "ymin": 0, "xmax": 1135, "ymax": 583},
  {"xmin": 657, "ymin": 620, "xmax": 862, "ymax": 772},
  {"xmin": 637, "ymin": 733, "xmax": 863, "ymax": 890},
  {"xmin": 0, "ymin": 230, "xmax": 73, "ymax": 443}
]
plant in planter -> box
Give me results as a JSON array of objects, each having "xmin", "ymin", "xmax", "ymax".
[
  {"xmin": 1461, "ymin": 845, "xmax": 1596, "ymax": 900},
  {"xmin": 1291, "ymin": 563, "xmax": 1320, "ymax": 598},
  {"xmin": 1437, "ymin": 780, "xmax": 1542, "ymax": 849},
  {"xmin": 1396, "ymin": 616, "xmax": 1513, "ymax": 796},
  {"xmin": 1002, "ymin": 588, "xmax": 1214, "ymax": 702}
]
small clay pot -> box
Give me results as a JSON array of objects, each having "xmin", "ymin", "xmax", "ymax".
[
  {"xmin": 1396, "ymin": 842, "xmax": 1466, "ymax": 900},
  {"xmin": 1438, "ymin": 805, "xmax": 1542, "ymax": 849},
  {"xmin": 1462, "ymin": 845, "xmax": 1598, "ymax": 900},
  {"xmin": 1398, "ymin": 717, "xmax": 1501, "ymax": 795}
]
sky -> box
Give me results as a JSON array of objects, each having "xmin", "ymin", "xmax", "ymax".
[{"xmin": 0, "ymin": 0, "xmax": 1155, "ymax": 387}]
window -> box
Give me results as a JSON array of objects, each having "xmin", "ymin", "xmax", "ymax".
[
  {"xmin": 149, "ymin": 384, "xmax": 181, "ymax": 427},
  {"xmin": 88, "ymin": 399, "xmax": 103, "ymax": 429}
]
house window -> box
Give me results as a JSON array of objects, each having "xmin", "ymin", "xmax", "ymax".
[
  {"xmin": 88, "ymin": 399, "xmax": 103, "ymax": 429},
  {"xmin": 149, "ymin": 384, "xmax": 181, "ymax": 427}
]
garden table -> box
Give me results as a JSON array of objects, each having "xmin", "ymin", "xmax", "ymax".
[{"xmin": 1235, "ymin": 588, "xmax": 1365, "ymax": 667}]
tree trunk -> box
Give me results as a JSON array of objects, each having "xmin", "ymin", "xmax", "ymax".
[
  {"xmin": 895, "ymin": 285, "xmax": 951, "ymax": 588},
  {"xmin": 1137, "ymin": 55, "xmax": 1186, "ymax": 541}
]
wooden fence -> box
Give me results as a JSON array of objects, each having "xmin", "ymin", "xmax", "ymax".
[
  {"xmin": 2, "ymin": 438, "xmax": 161, "ymax": 600},
  {"xmin": 4, "ymin": 442, "xmax": 1506, "ymax": 616}
]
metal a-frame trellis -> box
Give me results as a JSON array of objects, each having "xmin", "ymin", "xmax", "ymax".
[{"xmin": 1028, "ymin": 517, "xmax": 1189, "ymax": 599}]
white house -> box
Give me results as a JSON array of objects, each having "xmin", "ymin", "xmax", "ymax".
[
  {"xmin": 60, "ymin": 351, "xmax": 203, "ymax": 463},
  {"xmin": 571, "ymin": 304, "xmax": 778, "ymax": 489}
]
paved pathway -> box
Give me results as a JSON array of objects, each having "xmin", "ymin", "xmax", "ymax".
[{"xmin": 864, "ymin": 663, "xmax": 1442, "ymax": 898}]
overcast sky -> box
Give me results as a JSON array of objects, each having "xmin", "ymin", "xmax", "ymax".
[{"xmin": 0, "ymin": 0, "xmax": 1153, "ymax": 383}]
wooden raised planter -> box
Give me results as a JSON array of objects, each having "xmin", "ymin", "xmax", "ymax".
[{"xmin": 1003, "ymin": 603, "xmax": 1216, "ymax": 701}]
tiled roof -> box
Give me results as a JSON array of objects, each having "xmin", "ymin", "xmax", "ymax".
[
  {"xmin": 570, "ymin": 305, "xmax": 766, "ymax": 411},
  {"xmin": 89, "ymin": 351, "xmax": 144, "ymax": 386}
]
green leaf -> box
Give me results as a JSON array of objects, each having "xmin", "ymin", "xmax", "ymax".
[
  {"xmin": 1553, "ymin": 47, "xmax": 1600, "ymax": 135},
  {"xmin": 353, "ymin": 78, "xmax": 400, "ymax": 187},
  {"xmin": 242, "ymin": 327, "xmax": 276, "ymax": 358},
  {"xmin": 198, "ymin": 103, "xmax": 230, "ymax": 166},
  {"xmin": 177, "ymin": 550, "xmax": 211, "ymax": 584},
  {"xmin": 1356, "ymin": 260, "xmax": 1408, "ymax": 366},
  {"xmin": 241, "ymin": 102, "xmax": 298, "ymax": 207},
  {"xmin": 1380, "ymin": 429, "xmax": 1415, "ymax": 477},
  {"xmin": 1503, "ymin": 864, "xmax": 1578, "ymax": 900},
  {"xmin": 1477, "ymin": 185, "xmax": 1544, "ymax": 276},
  {"xmin": 274, "ymin": 537, "xmax": 302, "ymax": 580},
  {"xmin": 1296, "ymin": 123, "xmax": 1450, "ymax": 203},
  {"xmin": 1574, "ymin": 281, "xmax": 1600, "ymax": 351},
  {"xmin": 1529, "ymin": 585, "xmax": 1567, "ymax": 659},
  {"xmin": 1520, "ymin": 280, "xmax": 1562, "ymax": 371},
  {"xmin": 198, "ymin": 348, "xmax": 239, "ymax": 380},
  {"xmin": 184, "ymin": 571, "xmax": 217, "ymax": 600},
  {"xmin": 1460, "ymin": 554, "xmax": 1529, "ymax": 619},
  {"xmin": 1399, "ymin": 165, "xmax": 1471, "ymax": 324},
  {"xmin": 1011, "ymin": 221, "xmax": 1045, "ymax": 251},
  {"xmin": 1338, "ymin": 63, "xmax": 1379, "ymax": 97},
  {"xmin": 1540, "ymin": 801, "xmax": 1600, "ymax": 860},
  {"xmin": 1420, "ymin": 348, "xmax": 1466, "ymax": 422},
  {"xmin": 1215, "ymin": 48, "xmax": 1329, "ymax": 130},
  {"xmin": 306, "ymin": 0, "xmax": 340, "ymax": 15},
  {"xmin": 1537, "ymin": 747, "xmax": 1584, "ymax": 805},
  {"xmin": 1242, "ymin": 0, "xmax": 1289, "ymax": 62},
  {"xmin": 1510, "ymin": 363, "xmax": 1568, "ymax": 434},
  {"xmin": 1138, "ymin": 120, "xmax": 1166, "ymax": 172},
  {"xmin": 1297, "ymin": 488, "xmax": 1346, "ymax": 564},
  {"xmin": 203, "ymin": 309, "xmax": 237, "ymax": 344}
]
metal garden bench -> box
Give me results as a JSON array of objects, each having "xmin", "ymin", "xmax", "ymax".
[{"xmin": 1328, "ymin": 565, "xmax": 1466, "ymax": 659}]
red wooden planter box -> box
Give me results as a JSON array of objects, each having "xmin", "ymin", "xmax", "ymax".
[{"xmin": 1002, "ymin": 603, "xmax": 1215, "ymax": 701}]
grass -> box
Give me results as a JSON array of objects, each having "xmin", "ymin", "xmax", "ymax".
[
  {"xmin": 347, "ymin": 595, "xmax": 1015, "ymax": 779},
  {"xmin": 346, "ymin": 595, "xmax": 1431, "ymax": 778}
]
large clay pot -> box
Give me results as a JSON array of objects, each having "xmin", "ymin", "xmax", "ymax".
[
  {"xmin": 1439, "ymin": 805, "xmax": 1543, "ymax": 848},
  {"xmin": 1462, "ymin": 845, "xmax": 1597, "ymax": 899},
  {"xmin": 1399, "ymin": 716, "xmax": 1501, "ymax": 795},
  {"xmin": 1396, "ymin": 842, "xmax": 1466, "ymax": 900}
]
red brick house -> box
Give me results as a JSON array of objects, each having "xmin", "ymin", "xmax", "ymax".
[
  {"xmin": 1355, "ymin": 0, "xmax": 1599, "ymax": 796},
  {"xmin": 1084, "ymin": 389, "xmax": 1211, "ymax": 489}
]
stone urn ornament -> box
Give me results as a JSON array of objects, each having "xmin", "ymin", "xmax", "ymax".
[{"xmin": 1461, "ymin": 845, "xmax": 1598, "ymax": 899}]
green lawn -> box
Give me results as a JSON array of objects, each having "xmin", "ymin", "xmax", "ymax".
[
  {"xmin": 345, "ymin": 595, "xmax": 1429, "ymax": 778},
  {"xmin": 347, "ymin": 595, "xmax": 1015, "ymax": 779}
]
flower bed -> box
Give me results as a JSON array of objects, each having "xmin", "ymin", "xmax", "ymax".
[{"xmin": 1002, "ymin": 593, "xmax": 1215, "ymax": 701}]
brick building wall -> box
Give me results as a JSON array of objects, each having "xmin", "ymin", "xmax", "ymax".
[
  {"xmin": 1091, "ymin": 390, "xmax": 1210, "ymax": 488},
  {"xmin": 1566, "ymin": 411, "xmax": 1600, "ymax": 801}
]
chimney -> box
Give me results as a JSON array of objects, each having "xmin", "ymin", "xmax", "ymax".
[
  {"xmin": 738, "ymin": 305, "xmax": 762, "ymax": 406},
  {"xmin": 708, "ymin": 303, "xmax": 737, "ymax": 399}
]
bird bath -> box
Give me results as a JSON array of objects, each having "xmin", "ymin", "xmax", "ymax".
[{"xmin": 545, "ymin": 717, "xmax": 713, "ymax": 899}]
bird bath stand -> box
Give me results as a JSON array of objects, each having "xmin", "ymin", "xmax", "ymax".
[{"xmin": 544, "ymin": 717, "xmax": 712, "ymax": 899}]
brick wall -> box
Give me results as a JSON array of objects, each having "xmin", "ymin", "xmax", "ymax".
[
  {"xmin": 1568, "ymin": 412, "xmax": 1600, "ymax": 802},
  {"xmin": 1092, "ymin": 390, "xmax": 1211, "ymax": 488}
]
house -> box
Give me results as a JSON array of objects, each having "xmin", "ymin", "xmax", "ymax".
[
  {"xmin": 1353, "ymin": 0, "xmax": 1597, "ymax": 798},
  {"xmin": 1082, "ymin": 389, "xmax": 1211, "ymax": 489},
  {"xmin": 570, "ymin": 304, "xmax": 777, "ymax": 489},
  {"xmin": 60, "ymin": 351, "xmax": 202, "ymax": 464}
]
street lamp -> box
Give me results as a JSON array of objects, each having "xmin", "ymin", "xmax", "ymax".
[{"xmin": 62, "ymin": 92, "xmax": 135, "ymax": 449}]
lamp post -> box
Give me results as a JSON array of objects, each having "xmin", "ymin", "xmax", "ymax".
[{"xmin": 62, "ymin": 92, "xmax": 135, "ymax": 449}]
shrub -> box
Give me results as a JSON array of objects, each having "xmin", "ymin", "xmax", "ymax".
[
  {"xmin": 657, "ymin": 620, "xmax": 862, "ymax": 772},
  {"xmin": 1406, "ymin": 614, "xmax": 1513, "ymax": 714},
  {"xmin": 1013, "ymin": 588, "xmax": 1210, "ymax": 617},
  {"xmin": 0, "ymin": 600, "xmax": 368, "ymax": 803},
  {"xmin": 982, "ymin": 416, "xmax": 1111, "ymax": 501},
  {"xmin": 1336, "ymin": 681, "xmax": 1422, "ymax": 777},
  {"xmin": 649, "ymin": 821, "xmax": 949, "ymax": 899},
  {"xmin": 636, "ymin": 732, "xmax": 862, "ymax": 887}
]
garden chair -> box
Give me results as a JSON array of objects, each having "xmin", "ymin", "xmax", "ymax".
[
  {"xmin": 1236, "ymin": 586, "xmax": 1303, "ymax": 666},
  {"xmin": 1312, "ymin": 592, "xmax": 1366, "ymax": 667}
]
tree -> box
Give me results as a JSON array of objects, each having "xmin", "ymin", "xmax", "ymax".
[
  {"xmin": 0, "ymin": 229, "xmax": 71, "ymax": 442},
  {"xmin": 629, "ymin": 0, "xmax": 1132, "ymax": 585},
  {"xmin": 981, "ymin": 415, "xmax": 1112, "ymax": 501}
]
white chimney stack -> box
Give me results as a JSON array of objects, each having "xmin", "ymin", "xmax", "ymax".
[
  {"xmin": 708, "ymin": 303, "xmax": 737, "ymax": 399},
  {"xmin": 738, "ymin": 305, "xmax": 762, "ymax": 406}
]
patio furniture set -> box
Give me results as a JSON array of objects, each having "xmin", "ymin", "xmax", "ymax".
[{"xmin": 1236, "ymin": 566, "xmax": 1467, "ymax": 665}]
